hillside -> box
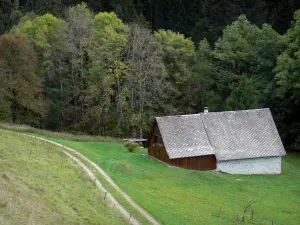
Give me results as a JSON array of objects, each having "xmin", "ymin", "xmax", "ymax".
[
  {"xmin": 1, "ymin": 2, "xmax": 300, "ymax": 151},
  {"xmin": 0, "ymin": 129, "xmax": 126, "ymax": 225}
]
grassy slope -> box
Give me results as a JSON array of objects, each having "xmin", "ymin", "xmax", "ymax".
[
  {"xmin": 0, "ymin": 123, "xmax": 122, "ymax": 143},
  {"xmin": 0, "ymin": 129, "xmax": 126, "ymax": 225},
  {"xmin": 50, "ymin": 139, "xmax": 300, "ymax": 225}
]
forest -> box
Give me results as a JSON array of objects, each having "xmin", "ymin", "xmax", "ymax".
[{"xmin": 0, "ymin": 0, "xmax": 300, "ymax": 151}]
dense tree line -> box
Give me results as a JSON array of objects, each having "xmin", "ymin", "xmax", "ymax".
[
  {"xmin": 0, "ymin": 2, "xmax": 300, "ymax": 150},
  {"xmin": 1, "ymin": 0, "xmax": 300, "ymax": 43}
]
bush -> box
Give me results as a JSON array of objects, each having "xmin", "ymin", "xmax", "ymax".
[{"xmin": 124, "ymin": 142, "xmax": 139, "ymax": 152}]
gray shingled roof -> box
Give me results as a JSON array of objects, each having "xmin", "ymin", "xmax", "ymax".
[
  {"xmin": 156, "ymin": 108, "xmax": 286, "ymax": 161},
  {"xmin": 156, "ymin": 115, "xmax": 215, "ymax": 159}
]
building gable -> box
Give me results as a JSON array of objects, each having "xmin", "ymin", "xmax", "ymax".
[{"xmin": 156, "ymin": 115, "xmax": 215, "ymax": 159}]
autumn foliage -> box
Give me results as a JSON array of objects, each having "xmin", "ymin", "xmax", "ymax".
[{"xmin": 0, "ymin": 34, "xmax": 46, "ymax": 123}]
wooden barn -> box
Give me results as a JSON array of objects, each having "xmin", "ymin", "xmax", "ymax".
[
  {"xmin": 147, "ymin": 120, "xmax": 216, "ymax": 171},
  {"xmin": 147, "ymin": 108, "xmax": 286, "ymax": 174}
]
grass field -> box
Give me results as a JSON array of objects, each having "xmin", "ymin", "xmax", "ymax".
[
  {"xmin": 0, "ymin": 123, "xmax": 122, "ymax": 143},
  {"xmin": 0, "ymin": 129, "xmax": 126, "ymax": 225},
  {"xmin": 47, "ymin": 138, "xmax": 300, "ymax": 225}
]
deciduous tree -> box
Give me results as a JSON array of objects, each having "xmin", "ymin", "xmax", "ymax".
[
  {"xmin": 66, "ymin": 2, "xmax": 93, "ymax": 131},
  {"xmin": 0, "ymin": 35, "xmax": 46, "ymax": 123},
  {"xmin": 154, "ymin": 29, "xmax": 195, "ymax": 113},
  {"xmin": 13, "ymin": 13, "xmax": 69, "ymax": 128},
  {"xmin": 89, "ymin": 11, "xmax": 128, "ymax": 135},
  {"xmin": 126, "ymin": 23, "xmax": 170, "ymax": 137}
]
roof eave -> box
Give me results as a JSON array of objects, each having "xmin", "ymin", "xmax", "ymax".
[
  {"xmin": 169, "ymin": 152, "xmax": 216, "ymax": 160},
  {"xmin": 217, "ymin": 153, "xmax": 286, "ymax": 161}
]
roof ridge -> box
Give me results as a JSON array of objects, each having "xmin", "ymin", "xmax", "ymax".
[{"xmin": 155, "ymin": 108, "xmax": 270, "ymax": 119}]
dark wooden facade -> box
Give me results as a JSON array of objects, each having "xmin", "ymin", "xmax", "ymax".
[{"xmin": 147, "ymin": 123, "xmax": 216, "ymax": 171}]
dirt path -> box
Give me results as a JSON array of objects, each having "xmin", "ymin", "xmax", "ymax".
[{"xmin": 24, "ymin": 134, "xmax": 161, "ymax": 225}]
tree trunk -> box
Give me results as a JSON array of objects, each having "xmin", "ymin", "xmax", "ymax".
[
  {"xmin": 104, "ymin": 109, "xmax": 108, "ymax": 136},
  {"xmin": 139, "ymin": 79, "xmax": 143, "ymax": 138},
  {"xmin": 116, "ymin": 78, "xmax": 122, "ymax": 129},
  {"xmin": 98, "ymin": 109, "xmax": 101, "ymax": 135},
  {"xmin": 10, "ymin": 98, "xmax": 17, "ymax": 124},
  {"xmin": 80, "ymin": 42, "xmax": 86, "ymax": 130},
  {"xmin": 59, "ymin": 59, "xmax": 64, "ymax": 123}
]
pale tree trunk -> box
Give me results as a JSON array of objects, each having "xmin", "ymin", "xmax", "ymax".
[
  {"xmin": 103, "ymin": 90, "xmax": 109, "ymax": 136},
  {"xmin": 80, "ymin": 42, "xmax": 86, "ymax": 129},
  {"xmin": 139, "ymin": 78, "xmax": 143, "ymax": 138},
  {"xmin": 116, "ymin": 79, "xmax": 123, "ymax": 131},
  {"xmin": 70, "ymin": 51, "xmax": 78, "ymax": 124},
  {"xmin": 11, "ymin": 100, "xmax": 17, "ymax": 124},
  {"xmin": 59, "ymin": 57, "xmax": 64, "ymax": 122},
  {"xmin": 131, "ymin": 88, "xmax": 134, "ymax": 108},
  {"xmin": 98, "ymin": 109, "xmax": 101, "ymax": 135},
  {"xmin": 104, "ymin": 109, "xmax": 108, "ymax": 136}
]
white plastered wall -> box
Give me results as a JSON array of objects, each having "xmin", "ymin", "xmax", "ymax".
[{"xmin": 216, "ymin": 156, "xmax": 282, "ymax": 174}]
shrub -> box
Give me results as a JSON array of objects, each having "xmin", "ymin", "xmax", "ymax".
[{"xmin": 124, "ymin": 142, "xmax": 139, "ymax": 152}]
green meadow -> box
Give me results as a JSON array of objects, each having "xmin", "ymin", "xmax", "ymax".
[{"xmin": 50, "ymin": 138, "xmax": 300, "ymax": 225}]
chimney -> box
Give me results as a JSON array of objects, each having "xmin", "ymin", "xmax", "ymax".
[{"xmin": 204, "ymin": 107, "xmax": 209, "ymax": 114}]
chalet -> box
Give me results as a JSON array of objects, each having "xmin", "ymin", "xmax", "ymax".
[{"xmin": 147, "ymin": 108, "xmax": 286, "ymax": 174}]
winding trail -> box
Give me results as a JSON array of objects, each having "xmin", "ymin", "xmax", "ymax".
[{"xmin": 24, "ymin": 134, "xmax": 161, "ymax": 225}]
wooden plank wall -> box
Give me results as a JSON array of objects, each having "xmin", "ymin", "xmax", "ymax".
[
  {"xmin": 148, "ymin": 133, "xmax": 216, "ymax": 171},
  {"xmin": 170, "ymin": 155, "xmax": 216, "ymax": 171}
]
